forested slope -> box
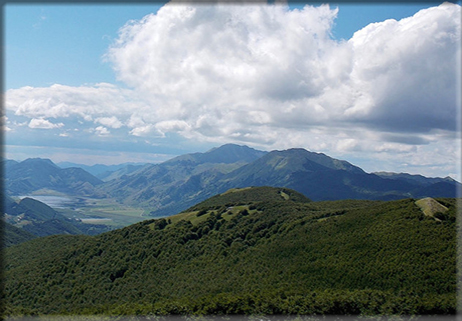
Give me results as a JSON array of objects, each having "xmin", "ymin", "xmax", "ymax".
[
  {"xmin": 3, "ymin": 188, "xmax": 458, "ymax": 317},
  {"xmin": 3, "ymin": 222, "xmax": 37, "ymax": 247}
]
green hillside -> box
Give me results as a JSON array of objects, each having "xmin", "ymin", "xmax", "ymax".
[
  {"xmin": 3, "ymin": 189, "xmax": 458, "ymax": 317},
  {"xmin": 186, "ymin": 186, "xmax": 311, "ymax": 211},
  {"xmin": 3, "ymin": 222, "xmax": 37, "ymax": 247},
  {"xmin": 19, "ymin": 197, "xmax": 60, "ymax": 221}
]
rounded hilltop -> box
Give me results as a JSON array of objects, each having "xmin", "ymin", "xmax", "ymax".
[{"xmin": 185, "ymin": 186, "xmax": 311, "ymax": 212}]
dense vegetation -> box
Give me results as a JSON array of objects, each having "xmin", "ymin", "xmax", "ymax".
[
  {"xmin": 3, "ymin": 187, "xmax": 459, "ymax": 317},
  {"xmin": 186, "ymin": 186, "xmax": 311, "ymax": 211},
  {"xmin": 3, "ymin": 222, "xmax": 37, "ymax": 247}
]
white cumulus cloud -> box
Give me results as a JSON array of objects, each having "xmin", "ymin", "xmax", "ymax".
[
  {"xmin": 94, "ymin": 126, "xmax": 110, "ymax": 136},
  {"xmin": 6, "ymin": 83, "xmax": 147, "ymax": 120},
  {"xmin": 95, "ymin": 116, "xmax": 123, "ymax": 129},
  {"xmin": 104, "ymin": 2, "xmax": 460, "ymax": 140},
  {"xmin": 346, "ymin": 2, "xmax": 461, "ymax": 132},
  {"xmin": 28, "ymin": 118, "xmax": 64, "ymax": 129}
]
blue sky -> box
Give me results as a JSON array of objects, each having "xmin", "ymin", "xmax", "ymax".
[
  {"xmin": 5, "ymin": 4, "xmax": 166, "ymax": 90},
  {"xmin": 3, "ymin": 2, "xmax": 461, "ymax": 181}
]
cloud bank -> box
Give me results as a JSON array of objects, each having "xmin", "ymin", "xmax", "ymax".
[{"xmin": 5, "ymin": 2, "xmax": 461, "ymax": 177}]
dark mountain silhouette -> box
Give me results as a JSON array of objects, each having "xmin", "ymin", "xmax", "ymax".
[{"xmin": 218, "ymin": 149, "xmax": 418, "ymax": 201}]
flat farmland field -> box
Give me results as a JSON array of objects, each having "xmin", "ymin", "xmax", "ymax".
[{"xmin": 57, "ymin": 198, "xmax": 151, "ymax": 228}]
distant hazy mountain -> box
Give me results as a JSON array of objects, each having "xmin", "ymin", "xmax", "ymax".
[
  {"xmin": 5, "ymin": 158, "xmax": 106, "ymax": 197},
  {"xmin": 166, "ymin": 143, "xmax": 268, "ymax": 165},
  {"xmin": 58, "ymin": 161, "xmax": 147, "ymax": 179},
  {"xmin": 373, "ymin": 171, "xmax": 457, "ymax": 186},
  {"xmin": 2, "ymin": 159, "xmax": 19, "ymax": 167},
  {"xmin": 373, "ymin": 172, "xmax": 460, "ymax": 199},
  {"xmin": 103, "ymin": 144, "xmax": 460, "ymax": 216},
  {"xmin": 97, "ymin": 164, "xmax": 146, "ymax": 182}
]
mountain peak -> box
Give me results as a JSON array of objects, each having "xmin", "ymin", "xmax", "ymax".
[
  {"xmin": 266, "ymin": 148, "xmax": 365, "ymax": 174},
  {"xmin": 203, "ymin": 144, "xmax": 268, "ymax": 164},
  {"xmin": 167, "ymin": 144, "xmax": 267, "ymax": 165},
  {"xmin": 21, "ymin": 158, "xmax": 59, "ymax": 168},
  {"xmin": 206, "ymin": 143, "xmax": 261, "ymax": 153}
]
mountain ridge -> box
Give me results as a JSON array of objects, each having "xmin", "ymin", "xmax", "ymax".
[
  {"xmin": 4, "ymin": 145, "xmax": 460, "ymax": 218},
  {"xmin": 373, "ymin": 171, "xmax": 458, "ymax": 186},
  {"xmin": 5, "ymin": 158, "xmax": 106, "ymax": 197},
  {"xmin": 57, "ymin": 161, "xmax": 147, "ymax": 180},
  {"xmin": 101, "ymin": 145, "xmax": 459, "ymax": 215}
]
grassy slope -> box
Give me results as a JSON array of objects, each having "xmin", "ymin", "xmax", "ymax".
[
  {"xmin": 3, "ymin": 189, "xmax": 458, "ymax": 316},
  {"xmin": 415, "ymin": 197, "xmax": 448, "ymax": 218}
]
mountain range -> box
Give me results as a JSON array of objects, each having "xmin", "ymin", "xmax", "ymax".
[
  {"xmin": 4, "ymin": 158, "xmax": 106, "ymax": 197},
  {"xmin": 57, "ymin": 161, "xmax": 146, "ymax": 181},
  {"xmin": 101, "ymin": 144, "xmax": 460, "ymax": 216},
  {"xmin": 4, "ymin": 144, "xmax": 460, "ymax": 217}
]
